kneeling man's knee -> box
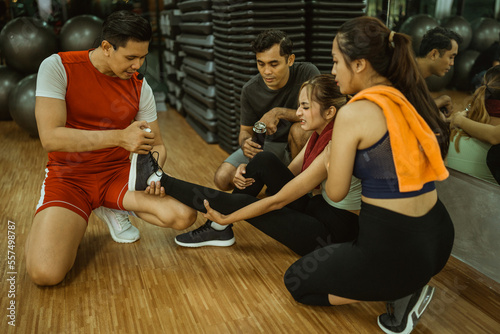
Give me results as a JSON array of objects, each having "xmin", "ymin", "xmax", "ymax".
[
  {"xmin": 27, "ymin": 262, "xmax": 66, "ymax": 286},
  {"xmin": 175, "ymin": 207, "xmax": 198, "ymax": 230},
  {"xmin": 158, "ymin": 205, "xmax": 197, "ymax": 230}
]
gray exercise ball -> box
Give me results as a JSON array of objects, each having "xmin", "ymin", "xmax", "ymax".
[
  {"xmin": 60, "ymin": 15, "xmax": 103, "ymax": 51},
  {"xmin": 452, "ymin": 49, "xmax": 480, "ymax": 91},
  {"xmin": 399, "ymin": 14, "xmax": 439, "ymax": 54},
  {"xmin": 0, "ymin": 17, "xmax": 58, "ymax": 74},
  {"xmin": 470, "ymin": 18, "xmax": 500, "ymax": 53},
  {"xmin": 441, "ymin": 16, "xmax": 472, "ymax": 52},
  {"xmin": 0, "ymin": 66, "xmax": 24, "ymax": 121},
  {"xmin": 426, "ymin": 67, "xmax": 454, "ymax": 92},
  {"xmin": 9, "ymin": 74, "xmax": 38, "ymax": 137}
]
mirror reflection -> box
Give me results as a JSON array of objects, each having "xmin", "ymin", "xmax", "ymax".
[{"xmin": 370, "ymin": 0, "xmax": 500, "ymax": 185}]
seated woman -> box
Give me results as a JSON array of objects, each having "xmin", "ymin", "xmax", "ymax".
[
  {"xmin": 130, "ymin": 74, "xmax": 362, "ymax": 257},
  {"xmin": 449, "ymin": 65, "xmax": 500, "ymax": 184}
]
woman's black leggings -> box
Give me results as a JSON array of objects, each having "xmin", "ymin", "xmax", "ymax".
[
  {"xmin": 283, "ymin": 200, "xmax": 454, "ymax": 305},
  {"xmin": 162, "ymin": 152, "xmax": 359, "ymax": 256}
]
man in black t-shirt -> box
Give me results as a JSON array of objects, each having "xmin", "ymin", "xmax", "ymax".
[{"xmin": 214, "ymin": 30, "xmax": 320, "ymax": 191}]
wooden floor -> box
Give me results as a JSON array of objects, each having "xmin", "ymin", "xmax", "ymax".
[{"xmin": 1, "ymin": 104, "xmax": 500, "ymax": 334}]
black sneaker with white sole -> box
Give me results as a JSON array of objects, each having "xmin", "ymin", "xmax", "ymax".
[
  {"xmin": 378, "ymin": 285, "xmax": 435, "ymax": 334},
  {"xmin": 129, "ymin": 151, "xmax": 163, "ymax": 191},
  {"xmin": 175, "ymin": 220, "xmax": 235, "ymax": 247}
]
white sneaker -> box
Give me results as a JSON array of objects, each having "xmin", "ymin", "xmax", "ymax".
[{"xmin": 93, "ymin": 207, "xmax": 140, "ymax": 243}]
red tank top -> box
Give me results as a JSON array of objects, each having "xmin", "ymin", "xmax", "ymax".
[{"xmin": 48, "ymin": 50, "xmax": 143, "ymax": 169}]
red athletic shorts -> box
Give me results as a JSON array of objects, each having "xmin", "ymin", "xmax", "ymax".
[{"xmin": 35, "ymin": 162, "xmax": 130, "ymax": 222}]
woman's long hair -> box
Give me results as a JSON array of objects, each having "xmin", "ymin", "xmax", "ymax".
[{"xmin": 336, "ymin": 16, "xmax": 450, "ymax": 157}]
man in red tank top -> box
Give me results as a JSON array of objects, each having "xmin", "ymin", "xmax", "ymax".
[{"xmin": 26, "ymin": 10, "xmax": 197, "ymax": 286}]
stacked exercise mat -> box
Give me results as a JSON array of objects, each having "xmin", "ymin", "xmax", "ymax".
[
  {"xmin": 211, "ymin": 0, "xmax": 307, "ymax": 153},
  {"xmin": 161, "ymin": 0, "xmax": 184, "ymax": 112},
  {"xmin": 307, "ymin": 1, "xmax": 366, "ymax": 74},
  {"xmin": 176, "ymin": 0, "xmax": 218, "ymax": 143},
  {"xmin": 163, "ymin": 0, "xmax": 366, "ymax": 152}
]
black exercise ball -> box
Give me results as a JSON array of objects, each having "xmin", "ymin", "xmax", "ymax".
[
  {"xmin": 399, "ymin": 14, "xmax": 439, "ymax": 54},
  {"xmin": 60, "ymin": 15, "xmax": 103, "ymax": 51},
  {"xmin": 0, "ymin": 17, "xmax": 58, "ymax": 74},
  {"xmin": 452, "ymin": 49, "xmax": 480, "ymax": 91},
  {"xmin": 470, "ymin": 18, "xmax": 500, "ymax": 53},
  {"xmin": 0, "ymin": 66, "xmax": 24, "ymax": 121},
  {"xmin": 441, "ymin": 16, "xmax": 472, "ymax": 52},
  {"xmin": 9, "ymin": 74, "xmax": 38, "ymax": 137},
  {"xmin": 426, "ymin": 67, "xmax": 454, "ymax": 92}
]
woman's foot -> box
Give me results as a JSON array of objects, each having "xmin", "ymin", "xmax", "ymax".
[{"xmin": 377, "ymin": 285, "xmax": 435, "ymax": 334}]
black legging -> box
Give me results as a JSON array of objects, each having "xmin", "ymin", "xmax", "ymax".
[
  {"xmin": 487, "ymin": 144, "xmax": 500, "ymax": 184},
  {"xmin": 163, "ymin": 152, "xmax": 359, "ymax": 256},
  {"xmin": 284, "ymin": 200, "xmax": 454, "ymax": 305}
]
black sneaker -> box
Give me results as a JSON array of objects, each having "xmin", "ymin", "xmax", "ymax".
[
  {"xmin": 129, "ymin": 151, "xmax": 163, "ymax": 191},
  {"xmin": 378, "ymin": 285, "xmax": 435, "ymax": 334},
  {"xmin": 175, "ymin": 220, "xmax": 235, "ymax": 247}
]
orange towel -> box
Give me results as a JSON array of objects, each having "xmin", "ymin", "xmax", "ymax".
[{"xmin": 348, "ymin": 85, "xmax": 449, "ymax": 192}]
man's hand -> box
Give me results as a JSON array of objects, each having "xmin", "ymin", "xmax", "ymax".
[
  {"xmin": 259, "ymin": 108, "xmax": 280, "ymax": 135},
  {"xmin": 120, "ymin": 121, "xmax": 155, "ymax": 154},
  {"xmin": 435, "ymin": 95, "xmax": 453, "ymax": 117},
  {"xmin": 145, "ymin": 181, "xmax": 166, "ymax": 197},
  {"xmin": 233, "ymin": 164, "xmax": 255, "ymax": 190},
  {"xmin": 241, "ymin": 137, "xmax": 263, "ymax": 159}
]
